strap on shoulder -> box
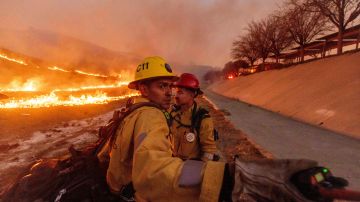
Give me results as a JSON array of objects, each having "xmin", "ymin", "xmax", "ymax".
[
  {"xmin": 96, "ymin": 100, "xmax": 170, "ymax": 155},
  {"xmin": 191, "ymin": 102, "xmax": 210, "ymax": 134}
]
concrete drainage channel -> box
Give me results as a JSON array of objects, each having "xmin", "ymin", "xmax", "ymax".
[
  {"xmin": 198, "ymin": 97, "xmax": 273, "ymax": 162},
  {"xmin": 204, "ymin": 90, "xmax": 360, "ymax": 190}
]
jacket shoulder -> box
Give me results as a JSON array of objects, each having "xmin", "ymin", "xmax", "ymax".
[{"xmin": 129, "ymin": 106, "xmax": 167, "ymax": 122}]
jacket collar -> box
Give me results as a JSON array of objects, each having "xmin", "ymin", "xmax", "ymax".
[
  {"xmin": 133, "ymin": 96, "xmax": 151, "ymax": 104},
  {"xmin": 177, "ymin": 102, "xmax": 197, "ymax": 116}
]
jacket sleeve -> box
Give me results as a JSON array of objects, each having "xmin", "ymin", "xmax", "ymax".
[
  {"xmin": 132, "ymin": 108, "xmax": 225, "ymax": 202},
  {"xmin": 199, "ymin": 117, "xmax": 218, "ymax": 156}
]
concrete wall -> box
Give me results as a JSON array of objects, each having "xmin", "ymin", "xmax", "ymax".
[{"xmin": 210, "ymin": 52, "xmax": 360, "ymax": 138}]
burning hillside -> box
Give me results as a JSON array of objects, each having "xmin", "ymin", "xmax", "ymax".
[
  {"xmin": 0, "ymin": 48, "xmax": 137, "ymax": 108},
  {"xmin": 0, "ymin": 28, "xmax": 141, "ymax": 72}
]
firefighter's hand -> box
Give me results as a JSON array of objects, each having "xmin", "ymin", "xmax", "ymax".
[{"xmin": 291, "ymin": 166, "xmax": 348, "ymax": 201}]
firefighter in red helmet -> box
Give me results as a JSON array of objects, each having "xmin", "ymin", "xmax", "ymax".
[{"xmin": 171, "ymin": 73, "xmax": 219, "ymax": 161}]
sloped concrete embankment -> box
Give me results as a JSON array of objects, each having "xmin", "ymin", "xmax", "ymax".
[{"xmin": 210, "ymin": 52, "xmax": 360, "ymax": 138}]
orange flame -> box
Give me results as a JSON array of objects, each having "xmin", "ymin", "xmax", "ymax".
[
  {"xmin": 48, "ymin": 65, "xmax": 112, "ymax": 78},
  {"xmin": 48, "ymin": 66, "xmax": 70, "ymax": 72},
  {"xmin": 0, "ymin": 51, "xmax": 135, "ymax": 108},
  {"xmin": 52, "ymin": 81, "xmax": 130, "ymax": 92},
  {"xmin": 0, "ymin": 79, "xmax": 41, "ymax": 92},
  {"xmin": 1, "ymin": 76, "xmax": 130, "ymax": 93},
  {"xmin": 0, "ymin": 53, "xmax": 28, "ymax": 65},
  {"xmin": 0, "ymin": 91, "xmax": 139, "ymax": 108},
  {"xmin": 0, "ymin": 80, "xmax": 134, "ymax": 108},
  {"xmin": 74, "ymin": 70, "xmax": 108, "ymax": 78}
]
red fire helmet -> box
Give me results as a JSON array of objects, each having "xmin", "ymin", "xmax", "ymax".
[{"xmin": 174, "ymin": 73, "xmax": 203, "ymax": 94}]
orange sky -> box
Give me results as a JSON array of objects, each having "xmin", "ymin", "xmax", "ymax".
[{"xmin": 0, "ymin": 0, "xmax": 279, "ymax": 67}]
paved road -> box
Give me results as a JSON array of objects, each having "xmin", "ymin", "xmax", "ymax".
[{"xmin": 205, "ymin": 90, "xmax": 360, "ymax": 190}]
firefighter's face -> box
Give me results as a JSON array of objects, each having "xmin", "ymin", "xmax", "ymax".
[
  {"xmin": 140, "ymin": 78, "xmax": 173, "ymax": 110},
  {"xmin": 175, "ymin": 87, "xmax": 195, "ymax": 106}
]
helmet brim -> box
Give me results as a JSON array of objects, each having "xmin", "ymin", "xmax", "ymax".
[
  {"xmin": 173, "ymin": 84, "xmax": 203, "ymax": 95},
  {"xmin": 128, "ymin": 75, "xmax": 179, "ymax": 90}
]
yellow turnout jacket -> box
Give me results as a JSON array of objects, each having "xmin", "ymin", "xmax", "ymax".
[
  {"xmin": 170, "ymin": 103, "xmax": 218, "ymax": 161},
  {"xmin": 105, "ymin": 97, "xmax": 225, "ymax": 202}
]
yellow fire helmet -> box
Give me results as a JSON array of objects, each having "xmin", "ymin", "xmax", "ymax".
[{"xmin": 128, "ymin": 56, "xmax": 178, "ymax": 89}]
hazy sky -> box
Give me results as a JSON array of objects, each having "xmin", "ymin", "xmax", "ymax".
[{"xmin": 0, "ymin": 0, "xmax": 279, "ymax": 67}]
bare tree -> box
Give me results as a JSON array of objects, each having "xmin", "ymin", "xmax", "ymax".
[
  {"xmin": 305, "ymin": 0, "xmax": 360, "ymax": 54},
  {"xmin": 283, "ymin": 3, "xmax": 328, "ymax": 61},
  {"xmin": 267, "ymin": 15, "xmax": 293, "ymax": 63},
  {"xmin": 232, "ymin": 35, "xmax": 259, "ymax": 66},
  {"xmin": 247, "ymin": 20, "xmax": 273, "ymax": 63}
]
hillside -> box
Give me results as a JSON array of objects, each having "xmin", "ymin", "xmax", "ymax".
[
  {"xmin": 0, "ymin": 28, "xmax": 140, "ymax": 74},
  {"xmin": 210, "ymin": 51, "xmax": 360, "ymax": 138},
  {"xmin": 0, "ymin": 48, "xmax": 126, "ymax": 92}
]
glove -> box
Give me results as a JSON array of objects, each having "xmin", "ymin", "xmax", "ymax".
[
  {"xmin": 232, "ymin": 158, "xmax": 318, "ymax": 202},
  {"xmin": 291, "ymin": 167, "xmax": 349, "ymax": 202}
]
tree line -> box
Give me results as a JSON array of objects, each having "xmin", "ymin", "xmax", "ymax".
[
  {"xmin": 232, "ymin": 0, "xmax": 360, "ymax": 64},
  {"xmin": 204, "ymin": 0, "xmax": 359, "ymax": 83}
]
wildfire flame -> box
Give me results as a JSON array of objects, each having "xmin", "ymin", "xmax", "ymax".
[
  {"xmin": 74, "ymin": 70, "xmax": 108, "ymax": 78},
  {"xmin": 0, "ymin": 91, "xmax": 139, "ymax": 108},
  {"xmin": 48, "ymin": 66, "xmax": 110, "ymax": 78},
  {"xmin": 0, "ymin": 79, "xmax": 41, "ymax": 92},
  {"xmin": 0, "ymin": 80, "xmax": 130, "ymax": 93},
  {"xmin": 0, "ymin": 51, "xmax": 113, "ymax": 79},
  {"xmin": 21, "ymin": 81, "xmax": 38, "ymax": 91},
  {"xmin": 0, "ymin": 53, "xmax": 28, "ymax": 65},
  {"xmin": 0, "ymin": 77, "xmax": 134, "ymax": 108},
  {"xmin": 0, "ymin": 80, "xmax": 134, "ymax": 108},
  {"xmin": 52, "ymin": 81, "xmax": 130, "ymax": 92},
  {"xmin": 48, "ymin": 66, "xmax": 70, "ymax": 72},
  {"xmin": 0, "ymin": 51, "xmax": 136, "ymax": 109}
]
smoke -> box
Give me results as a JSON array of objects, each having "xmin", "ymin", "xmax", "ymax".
[{"xmin": 0, "ymin": 0, "xmax": 278, "ymax": 70}]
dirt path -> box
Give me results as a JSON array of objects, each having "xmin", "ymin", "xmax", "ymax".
[{"xmin": 205, "ymin": 90, "xmax": 360, "ymax": 190}]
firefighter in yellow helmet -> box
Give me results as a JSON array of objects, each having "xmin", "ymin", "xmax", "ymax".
[
  {"xmin": 106, "ymin": 56, "xmax": 226, "ymax": 202},
  {"xmin": 105, "ymin": 56, "xmax": 326, "ymax": 202},
  {"xmin": 171, "ymin": 73, "xmax": 219, "ymax": 161}
]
